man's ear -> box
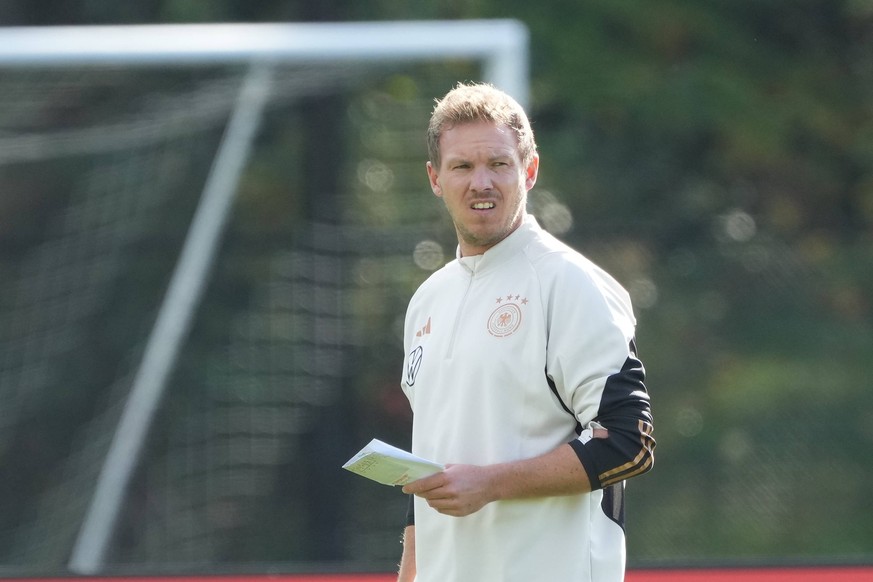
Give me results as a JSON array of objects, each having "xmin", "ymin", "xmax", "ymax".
[
  {"xmin": 525, "ymin": 154, "xmax": 540, "ymax": 191},
  {"xmin": 426, "ymin": 161, "xmax": 442, "ymax": 198}
]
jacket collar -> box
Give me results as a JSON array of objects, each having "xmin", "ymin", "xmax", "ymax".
[{"xmin": 456, "ymin": 214, "xmax": 541, "ymax": 274}]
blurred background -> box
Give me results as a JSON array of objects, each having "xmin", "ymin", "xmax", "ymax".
[{"xmin": 0, "ymin": 0, "xmax": 871, "ymax": 576}]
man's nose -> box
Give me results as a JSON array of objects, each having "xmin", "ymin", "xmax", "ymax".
[{"xmin": 469, "ymin": 166, "xmax": 493, "ymax": 191}]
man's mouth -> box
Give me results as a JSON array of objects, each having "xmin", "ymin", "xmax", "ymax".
[{"xmin": 471, "ymin": 201, "xmax": 495, "ymax": 210}]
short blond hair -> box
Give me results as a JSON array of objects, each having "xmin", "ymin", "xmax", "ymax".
[{"xmin": 427, "ymin": 82, "xmax": 537, "ymax": 168}]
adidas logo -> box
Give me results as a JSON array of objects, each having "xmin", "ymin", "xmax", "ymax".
[{"xmin": 415, "ymin": 316, "xmax": 432, "ymax": 337}]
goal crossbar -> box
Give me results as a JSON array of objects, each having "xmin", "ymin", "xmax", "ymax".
[{"xmin": 0, "ymin": 20, "xmax": 529, "ymax": 106}]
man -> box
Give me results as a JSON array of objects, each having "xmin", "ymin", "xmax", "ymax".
[{"xmin": 397, "ymin": 82, "xmax": 655, "ymax": 582}]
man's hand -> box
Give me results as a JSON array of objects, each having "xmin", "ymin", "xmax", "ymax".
[
  {"xmin": 402, "ymin": 444, "xmax": 591, "ymax": 518},
  {"xmin": 402, "ymin": 464, "xmax": 496, "ymax": 517}
]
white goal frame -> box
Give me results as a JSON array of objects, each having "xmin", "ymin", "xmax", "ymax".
[
  {"xmin": 0, "ymin": 20, "xmax": 529, "ymax": 106},
  {"xmin": 0, "ymin": 20, "xmax": 529, "ymax": 575}
]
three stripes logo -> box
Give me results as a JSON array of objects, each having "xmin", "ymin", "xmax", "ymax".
[{"xmin": 415, "ymin": 316, "xmax": 432, "ymax": 337}]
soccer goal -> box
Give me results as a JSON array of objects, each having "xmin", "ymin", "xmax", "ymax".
[{"xmin": 0, "ymin": 21, "xmax": 528, "ymax": 576}]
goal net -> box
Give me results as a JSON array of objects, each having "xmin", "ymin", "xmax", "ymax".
[{"xmin": 0, "ymin": 21, "xmax": 528, "ymax": 575}]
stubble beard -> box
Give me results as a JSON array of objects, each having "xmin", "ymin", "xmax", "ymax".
[{"xmin": 453, "ymin": 204, "xmax": 525, "ymax": 255}]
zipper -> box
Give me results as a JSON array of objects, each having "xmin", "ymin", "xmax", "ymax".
[{"xmin": 446, "ymin": 266, "xmax": 475, "ymax": 359}]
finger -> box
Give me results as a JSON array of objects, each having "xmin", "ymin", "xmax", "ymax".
[
  {"xmin": 426, "ymin": 498, "xmax": 456, "ymax": 512},
  {"xmin": 402, "ymin": 472, "xmax": 445, "ymax": 495},
  {"xmin": 428, "ymin": 499, "xmax": 469, "ymax": 518}
]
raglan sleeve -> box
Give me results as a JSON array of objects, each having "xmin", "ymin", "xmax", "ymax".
[{"xmin": 545, "ymin": 263, "xmax": 655, "ymax": 490}]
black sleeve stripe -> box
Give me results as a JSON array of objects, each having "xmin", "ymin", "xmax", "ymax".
[
  {"xmin": 601, "ymin": 482, "xmax": 626, "ymax": 531},
  {"xmin": 598, "ymin": 419, "xmax": 655, "ymax": 487},
  {"xmin": 568, "ymin": 438, "xmax": 601, "ymax": 489},
  {"xmin": 568, "ymin": 343, "xmax": 656, "ymax": 490}
]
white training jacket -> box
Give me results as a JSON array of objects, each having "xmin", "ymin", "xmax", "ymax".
[{"xmin": 401, "ymin": 214, "xmax": 655, "ymax": 582}]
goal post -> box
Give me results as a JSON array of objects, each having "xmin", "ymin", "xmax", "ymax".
[
  {"xmin": 68, "ymin": 61, "xmax": 275, "ymax": 576},
  {"xmin": 0, "ymin": 20, "xmax": 529, "ymax": 576}
]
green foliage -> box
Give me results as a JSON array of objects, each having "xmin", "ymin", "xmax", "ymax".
[{"xmin": 474, "ymin": 0, "xmax": 873, "ymax": 563}]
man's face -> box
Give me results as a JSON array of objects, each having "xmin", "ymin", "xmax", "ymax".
[{"xmin": 426, "ymin": 120, "xmax": 538, "ymax": 257}]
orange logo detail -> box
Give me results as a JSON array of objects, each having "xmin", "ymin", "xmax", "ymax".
[
  {"xmin": 487, "ymin": 302, "xmax": 523, "ymax": 337},
  {"xmin": 415, "ymin": 316, "xmax": 432, "ymax": 338}
]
